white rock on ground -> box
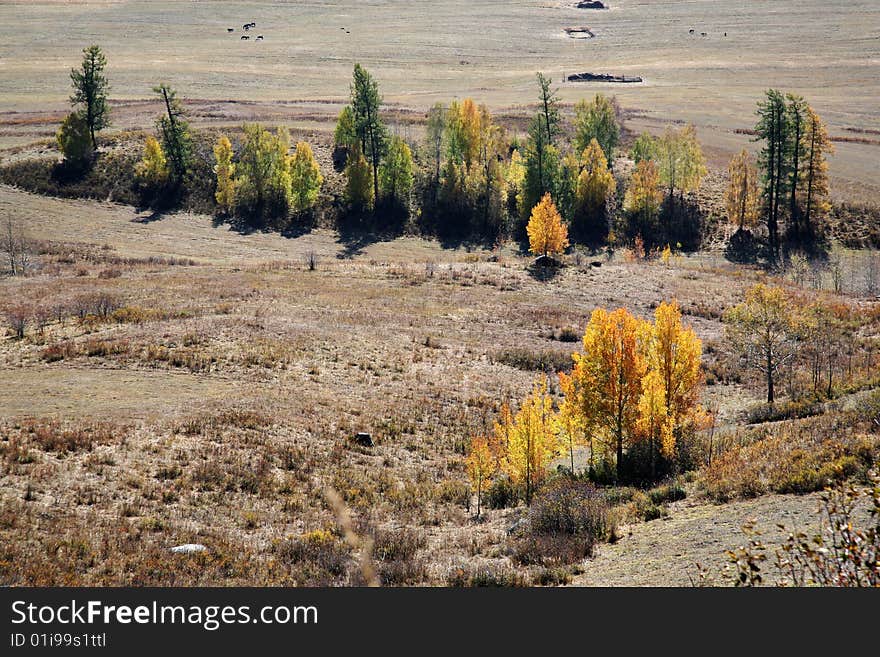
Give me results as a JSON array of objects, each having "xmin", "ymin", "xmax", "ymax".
[{"xmin": 169, "ymin": 544, "xmax": 207, "ymax": 554}]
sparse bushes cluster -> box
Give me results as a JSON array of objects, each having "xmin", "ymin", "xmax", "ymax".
[
  {"xmin": 721, "ymin": 472, "xmax": 879, "ymax": 587},
  {"xmin": 490, "ymin": 346, "xmax": 573, "ymax": 374},
  {"xmin": 511, "ymin": 479, "xmax": 612, "ymax": 567},
  {"xmin": 698, "ymin": 414, "xmax": 876, "ymax": 502},
  {"xmin": 273, "ymin": 530, "xmax": 353, "ymax": 586},
  {"xmin": 4, "ymin": 418, "xmax": 125, "ymax": 455}
]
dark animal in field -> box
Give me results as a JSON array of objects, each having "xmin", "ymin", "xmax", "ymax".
[
  {"xmin": 577, "ymin": 1, "xmax": 607, "ymax": 8},
  {"xmin": 227, "ymin": 28, "xmax": 234, "ymax": 33},
  {"xmin": 689, "ymin": 29, "xmax": 695, "ymax": 34},
  {"xmin": 256, "ymin": 35, "xmax": 263, "ymax": 41},
  {"xmin": 701, "ymin": 32, "xmax": 708, "ymax": 37},
  {"xmin": 241, "ymin": 35, "xmax": 250, "ymax": 40}
]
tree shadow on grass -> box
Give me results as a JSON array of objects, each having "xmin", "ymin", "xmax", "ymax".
[
  {"xmin": 132, "ymin": 208, "xmax": 167, "ymax": 224},
  {"xmin": 724, "ymin": 229, "xmax": 763, "ymax": 265},
  {"xmin": 527, "ymin": 256, "xmax": 564, "ymax": 282},
  {"xmin": 335, "ymin": 210, "xmax": 407, "ymax": 259}
]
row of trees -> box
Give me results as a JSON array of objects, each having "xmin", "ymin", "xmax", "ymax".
[
  {"xmin": 467, "ymin": 301, "xmax": 705, "ymax": 514},
  {"xmin": 53, "ymin": 49, "xmax": 834, "ymax": 259},
  {"xmin": 334, "ymin": 70, "xmax": 636, "ymax": 245}
]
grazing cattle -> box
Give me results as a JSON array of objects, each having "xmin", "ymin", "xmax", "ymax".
[
  {"xmin": 241, "ymin": 35, "xmax": 250, "ymax": 40},
  {"xmin": 689, "ymin": 29, "xmax": 695, "ymax": 34},
  {"xmin": 701, "ymin": 32, "xmax": 708, "ymax": 37},
  {"xmin": 227, "ymin": 28, "xmax": 234, "ymax": 33},
  {"xmin": 256, "ymin": 35, "xmax": 263, "ymax": 41}
]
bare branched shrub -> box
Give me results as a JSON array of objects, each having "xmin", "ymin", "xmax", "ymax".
[
  {"xmin": 5, "ymin": 305, "xmax": 30, "ymax": 339},
  {"xmin": 304, "ymin": 250, "xmax": 319, "ymax": 271},
  {"xmin": 2, "ymin": 217, "xmax": 32, "ymax": 276},
  {"xmin": 511, "ymin": 479, "xmax": 613, "ymax": 567}
]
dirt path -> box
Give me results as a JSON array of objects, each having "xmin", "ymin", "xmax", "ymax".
[{"xmin": 573, "ymin": 492, "xmax": 825, "ymax": 586}]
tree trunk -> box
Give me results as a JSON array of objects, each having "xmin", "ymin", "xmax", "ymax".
[{"xmin": 767, "ymin": 349, "xmax": 775, "ymax": 404}]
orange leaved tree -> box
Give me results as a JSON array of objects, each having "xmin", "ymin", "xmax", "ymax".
[
  {"xmin": 560, "ymin": 308, "xmax": 647, "ymax": 480},
  {"xmin": 527, "ymin": 193, "xmax": 569, "ymax": 258}
]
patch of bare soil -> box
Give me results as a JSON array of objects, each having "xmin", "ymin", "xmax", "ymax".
[{"xmin": 573, "ymin": 492, "xmax": 825, "ymax": 586}]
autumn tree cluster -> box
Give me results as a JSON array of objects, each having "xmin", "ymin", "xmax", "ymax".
[
  {"xmin": 725, "ymin": 91, "xmax": 833, "ymax": 261},
  {"xmin": 724, "ymin": 283, "xmax": 870, "ymax": 405},
  {"xmin": 209, "ymin": 125, "xmax": 323, "ymax": 224},
  {"xmin": 467, "ymin": 301, "xmax": 705, "ymax": 514},
  {"xmin": 624, "ymin": 124, "xmax": 707, "ymax": 250}
]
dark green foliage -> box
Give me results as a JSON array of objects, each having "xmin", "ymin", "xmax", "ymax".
[
  {"xmin": 350, "ymin": 64, "xmax": 386, "ymax": 203},
  {"xmin": 69, "ymin": 45, "xmax": 110, "ymax": 150},
  {"xmin": 56, "ymin": 112, "xmax": 94, "ymax": 170},
  {"xmin": 153, "ymin": 84, "xmax": 192, "ymax": 186}
]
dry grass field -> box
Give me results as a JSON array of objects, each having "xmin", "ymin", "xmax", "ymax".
[
  {"xmin": 1, "ymin": 1, "xmax": 879, "ymax": 200},
  {"xmin": 1, "ymin": 1, "xmax": 879, "ymax": 587},
  {"xmin": 2, "ymin": 183, "xmax": 878, "ymax": 585}
]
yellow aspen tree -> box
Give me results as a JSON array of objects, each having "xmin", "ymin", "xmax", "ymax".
[
  {"xmin": 289, "ymin": 141, "xmax": 323, "ymax": 212},
  {"xmin": 527, "ymin": 193, "xmax": 569, "ymax": 258},
  {"xmin": 344, "ymin": 144, "xmax": 374, "ymax": 212},
  {"xmin": 213, "ymin": 135, "xmax": 236, "ymax": 214},
  {"xmin": 656, "ymin": 124, "xmax": 707, "ymax": 198},
  {"xmin": 801, "ymin": 107, "xmax": 834, "ymax": 233},
  {"xmin": 135, "ymin": 135, "xmax": 169, "ymax": 185},
  {"xmin": 577, "ymin": 139, "xmax": 616, "ymax": 210},
  {"xmin": 625, "ymin": 160, "xmax": 664, "ymax": 226},
  {"xmin": 466, "ymin": 436, "xmax": 499, "ymax": 519},
  {"xmin": 556, "ymin": 387, "xmax": 587, "ymax": 474},
  {"xmin": 562, "ymin": 308, "xmax": 647, "ymax": 480},
  {"xmin": 641, "ymin": 301, "xmax": 702, "ymax": 470},
  {"xmin": 504, "ymin": 149, "xmax": 527, "ymax": 220},
  {"xmin": 636, "ymin": 369, "xmax": 674, "ymax": 477},
  {"xmin": 445, "ymin": 98, "xmax": 481, "ymax": 168},
  {"xmin": 495, "ymin": 375, "xmax": 559, "ymax": 505},
  {"xmin": 725, "ymin": 149, "xmax": 761, "ymax": 233},
  {"xmin": 575, "ymin": 138, "xmax": 616, "ymax": 241},
  {"xmin": 724, "ymin": 284, "xmax": 796, "ymax": 404}
]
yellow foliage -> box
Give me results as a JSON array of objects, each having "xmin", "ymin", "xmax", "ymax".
[
  {"xmin": 135, "ymin": 136, "xmax": 169, "ymax": 185},
  {"xmin": 560, "ymin": 308, "xmax": 648, "ymax": 477},
  {"xmin": 213, "ymin": 135, "xmax": 235, "ymax": 214},
  {"xmin": 560, "ymin": 301, "xmax": 704, "ymax": 478},
  {"xmin": 575, "ymin": 138, "xmax": 616, "ymax": 218},
  {"xmin": 466, "ymin": 435, "xmax": 499, "ymax": 518},
  {"xmin": 289, "ymin": 141, "xmax": 323, "ymax": 212},
  {"xmin": 801, "ymin": 106, "xmax": 834, "ymax": 226},
  {"xmin": 725, "ymin": 149, "xmax": 760, "ymax": 232},
  {"xmin": 495, "ymin": 375, "xmax": 559, "ymax": 504},
  {"xmin": 527, "ymin": 193, "xmax": 569, "ymax": 257},
  {"xmin": 625, "ymin": 160, "xmax": 663, "ymax": 220}
]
